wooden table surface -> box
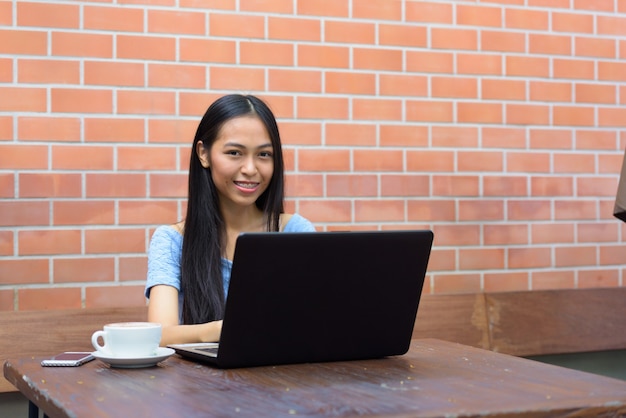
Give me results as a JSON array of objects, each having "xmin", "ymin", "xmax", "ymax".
[{"xmin": 5, "ymin": 339, "xmax": 626, "ymax": 418}]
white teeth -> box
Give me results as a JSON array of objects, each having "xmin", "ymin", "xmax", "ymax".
[{"xmin": 235, "ymin": 182, "xmax": 257, "ymax": 189}]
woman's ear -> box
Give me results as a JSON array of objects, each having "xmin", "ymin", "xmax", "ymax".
[{"xmin": 196, "ymin": 141, "xmax": 210, "ymax": 168}]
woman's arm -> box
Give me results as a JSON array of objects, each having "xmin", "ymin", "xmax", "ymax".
[{"xmin": 147, "ymin": 285, "xmax": 222, "ymax": 346}]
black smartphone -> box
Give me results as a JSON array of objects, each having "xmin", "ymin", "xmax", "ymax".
[{"xmin": 41, "ymin": 352, "xmax": 95, "ymax": 367}]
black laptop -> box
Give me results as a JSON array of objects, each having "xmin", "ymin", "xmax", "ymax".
[{"xmin": 168, "ymin": 230, "xmax": 434, "ymax": 368}]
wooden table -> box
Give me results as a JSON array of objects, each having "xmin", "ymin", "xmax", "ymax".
[{"xmin": 4, "ymin": 339, "xmax": 626, "ymax": 418}]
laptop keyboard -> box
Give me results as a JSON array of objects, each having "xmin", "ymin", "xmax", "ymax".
[{"xmin": 196, "ymin": 345, "xmax": 219, "ymax": 357}]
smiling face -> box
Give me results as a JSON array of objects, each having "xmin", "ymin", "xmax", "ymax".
[{"xmin": 197, "ymin": 115, "xmax": 274, "ymax": 211}]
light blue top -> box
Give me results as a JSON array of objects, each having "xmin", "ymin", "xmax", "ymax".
[{"xmin": 145, "ymin": 214, "xmax": 315, "ymax": 322}]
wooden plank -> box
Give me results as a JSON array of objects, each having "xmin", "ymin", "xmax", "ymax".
[
  {"xmin": 0, "ymin": 306, "xmax": 147, "ymax": 393},
  {"xmin": 412, "ymin": 293, "xmax": 490, "ymax": 350},
  {"xmin": 486, "ymin": 288, "xmax": 626, "ymax": 357}
]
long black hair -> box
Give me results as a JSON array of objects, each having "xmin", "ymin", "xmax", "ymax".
[{"xmin": 181, "ymin": 94, "xmax": 285, "ymax": 325}]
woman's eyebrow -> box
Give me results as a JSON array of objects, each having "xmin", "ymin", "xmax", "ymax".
[{"xmin": 223, "ymin": 141, "xmax": 273, "ymax": 150}]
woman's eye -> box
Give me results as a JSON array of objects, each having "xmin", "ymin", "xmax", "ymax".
[
  {"xmin": 226, "ymin": 150, "xmax": 241, "ymax": 156},
  {"xmin": 259, "ymin": 151, "xmax": 272, "ymax": 158}
]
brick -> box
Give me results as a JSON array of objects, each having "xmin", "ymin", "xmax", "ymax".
[
  {"xmin": 484, "ymin": 273, "xmax": 529, "ymax": 293},
  {"xmin": 297, "ymin": 44, "xmax": 349, "ymax": 68},
  {"xmin": 482, "ymin": 30, "xmax": 525, "ymax": 53},
  {"xmin": 432, "ymin": 28, "xmax": 477, "ymax": 50},
  {"xmin": 148, "ymin": 63, "xmax": 206, "ymax": 89},
  {"xmin": 406, "ymin": 50, "xmax": 453, "ymax": 73},
  {"xmin": 325, "ymin": 20, "xmax": 375, "ymax": 44},
  {"xmin": 354, "ymin": 47, "xmax": 402, "ymax": 71},
  {"xmin": 532, "ymin": 223, "xmax": 575, "ymax": 244},
  {"xmin": 457, "ymin": 53, "xmax": 502, "ymax": 75},
  {"xmin": 482, "ymin": 79, "xmax": 526, "ymax": 100},
  {"xmin": 121, "ymin": 0, "xmax": 175, "ymax": 5},
  {"xmin": 85, "ymin": 228, "xmax": 146, "ymax": 254},
  {"xmin": 180, "ymin": 38, "xmax": 236, "ymax": 63},
  {"xmin": 117, "ymin": 35, "xmax": 176, "ymax": 61},
  {"xmin": 0, "ymin": 173, "xmax": 14, "ymax": 198},
  {"xmin": 380, "ymin": 124, "xmax": 428, "ymax": 147},
  {"xmin": 406, "ymin": 1, "xmax": 452, "ymax": 23},
  {"xmin": 379, "ymin": 24, "xmax": 426, "ymax": 48},
  {"xmin": 209, "ymin": 66, "xmax": 265, "ymax": 91},
  {"xmin": 19, "ymin": 288, "xmax": 82, "ymax": 311},
  {"xmin": 0, "ymin": 290, "xmax": 13, "ymax": 311},
  {"xmin": 269, "ymin": 69, "xmax": 321, "ymax": 93},
  {"xmin": 52, "ymin": 32, "xmax": 113, "ymax": 58},
  {"xmin": 432, "ymin": 175, "xmax": 480, "ymax": 196},
  {"xmin": 506, "ymin": 56, "xmax": 550, "ymax": 77},
  {"xmin": 241, "ymin": 41, "xmax": 294, "ymax": 66},
  {"xmin": 84, "ymin": 5, "xmax": 144, "ymax": 32},
  {"xmin": 600, "ymin": 244, "xmax": 626, "ymax": 265},
  {"xmin": 483, "ymin": 176, "xmax": 528, "ymax": 196},
  {"xmin": 298, "ymin": 149, "xmax": 350, "ymax": 171},
  {"xmin": 574, "ymin": 0, "xmax": 615, "ymax": 11},
  {"xmin": 433, "ymin": 274, "xmax": 482, "ymax": 295},
  {"xmin": 52, "ymin": 145, "xmax": 113, "ymax": 170},
  {"xmin": 0, "ymin": 259, "xmax": 49, "ymax": 285},
  {"xmin": 529, "ymin": 81, "xmax": 572, "ymax": 102},
  {"xmin": 432, "ymin": 224, "xmax": 480, "ymax": 247},
  {"xmin": 459, "ymin": 248, "xmax": 505, "ymax": 270},
  {"xmin": 281, "ymin": 122, "xmax": 322, "ymax": 146},
  {"xmin": 325, "ymin": 72, "xmax": 376, "ymax": 96},
  {"xmin": 180, "ymin": 0, "xmax": 235, "ymax": 9},
  {"xmin": 508, "ymin": 200, "xmax": 552, "ymax": 221},
  {"xmin": 86, "ymin": 285, "xmax": 147, "ymax": 308},
  {"xmin": 575, "ymin": 83, "xmax": 616, "ymax": 104},
  {"xmin": 457, "ymin": 4, "xmax": 502, "ymax": 27},
  {"xmin": 119, "ymin": 256, "xmax": 148, "ymax": 282},
  {"xmin": 84, "ymin": 118, "xmax": 145, "ymax": 143},
  {"xmin": 86, "ymin": 173, "xmax": 146, "ymax": 198},
  {"xmin": 0, "ymin": 29, "xmax": 47, "ymax": 55},
  {"xmin": 577, "ymin": 177, "xmax": 619, "ymax": 197},
  {"xmin": 117, "ymin": 90, "xmax": 176, "ymax": 115},
  {"xmin": 0, "ymin": 87, "xmax": 46, "ymax": 112},
  {"xmin": 299, "ymin": 200, "xmax": 351, "ymax": 223},
  {"xmin": 407, "ymin": 200, "xmax": 456, "ymax": 222},
  {"xmin": 598, "ymin": 61, "xmax": 626, "ymax": 82},
  {"xmin": 297, "ymin": 0, "xmax": 349, "ymax": 17},
  {"xmin": 20, "ymin": 173, "xmax": 82, "ymax": 198},
  {"xmin": 0, "ymin": 59, "xmax": 11, "ymax": 83},
  {"xmin": 326, "ymin": 174, "xmax": 376, "ymax": 197},
  {"xmin": 482, "ymin": 127, "xmax": 526, "ymax": 149},
  {"xmin": 457, "ymin": 102, "xmax": 503, "ymax": 124},
  {"xmin": 505, "ymin": 8, "xmax": 549, "ymax": 30},
  {"xmin": 380, "ymin": 175, "xmax": 429, "ymax": 197},
  {"xmin": 118, "ymin": 146, "xmax": 177, "ymax": 170},
  {"xmin": 529, "ymin": 34, "xmax": 572, "ymax": 55},
  {"xmin": 576, "ymin": 37, "xmax": 616, "ymax": 59},
  {"xmin": 432, "ymin": 77, "xmax": 477, "ymax": 99},
  {"xmin": 0, "ymin": 1, "xmax": 11, "ymax": 25},
  {"xmin": 149, "ymin": 173, "xmax": 187, "ymax": 198},
  {"xmin": 0, "ymin": 144, "xmax": 48, "ymax": 170},
  {"xmin": 0, "ymin": 230, "xmax": 13, "ymax": 256},
  {"xmin": 577, "ymin": 130, "xmax": 618, "ymax": 151},
  {"xmin": 598, "ymin": 154, "xmax": 623, "ymax": 174},
  {"xmin": 597, "ymin": 16, "xmax": 626, "ymax": 36},
  {"xmin": 432, "ymin": 126, "xmax": 479, "ymax": 148},
  {"xmin": 555, "ymin": 245, "xmax": 597, "ymax": 267},
  {"xmin": 407, "ymin": 150, "xmax": 454, "ymax": 172},
  {"xmin": 18, "ymin": 229, "xmax": 81, "ymax": 256},
  {"xmin": 17, "ymin": 117, "xmax": 81, "ymax": 142},
  {"xmin": 285, "ymin": 174, "xmax": 324, "ymax": 197},
  {"xmin": 531, "ymin": 271, "xmax": 576, "ymax": 291},
  {"xmin": 509, "ymin": 247, "xmax": 551, "ymax": 269},
  {"xmin": 53, "ymin": 201, "xmax": 115, "ymax": 226},
  {"xmin": 209, "ymin": 13, "xmax": 264, "ymax": 38},
  {"xmin": 552, "ymin": 11, "xmax": 594, "ymax": 33},
  {"xmin": 17, "ymin": 2, "xmax": 79, "ymax": 29},
  {"xmin": 51, "ymin": 88, "xmax": 113, "ymax": 114},
  {"xmin": 241, "ymin": 0, "xmax": 292, "ymax": 13},
  {"xmin": 353, "ymin": 0, "xmax": 401, "ymax": 20},
  {"xmin": 18, "ymin": 59, "xmax": 80, "ymax": 84},
  {"xmin": 599, "ymin": 107, "xmax": 626, "ymax": 127},
  {"xmin": 428, "ymin": 249, "xmax": 456, "ymax": 272},
  {"xmin": 148, "ymin": 9, "xmax": 205, "ymax": 35},
  {"xmin": 353, "ymin": 98, "xmax": 402, "ymax": 121},
  {"xmin": 484, "ymin": 224, "xmax": 529, "ymax": 246},
  {"xmin": 406, "ymin": 100, "xmax": 453, "ymax": 122},
  {"xmin": 325, "ymin": 123, "xmax": 376, "ymax": 146},
  {"xmin": 268, "ymin": 17, "xmax": 321, "ymax": 42},
  {"xmin": 554, "ymin": 200, "xmax": 597, "ymax": 219},
  {"xmin": 457, "ymin": 151, "xmax": 503, "ymax": 172},
  {"xmin": 84, "ymin": 61, "xmax": 144, "ymax": 87},
  {"xmin": 119, "ymin": 200, "xmax": 178, "ymax": 225},
  {"xmin": 507, "ymin": 151, "xmax": 550, "ymax": 172},
  {"xmin": 529, "ymin": 0, "xmax": 571, "ymax": 9},
  {"xmin": 578, "ymin": 222, "xmax": 619, "ymax": 243},
  {"xmin": 506, "ymin": 104, "xmax": 550, "ymax": 125},
  {"xmin": 531, "ymin": 176, "xmax": 574, "ymax": 196},
  {"xmin": 353, "ymin": 149, "xmax": 403, "ymax": 171},
  {"xmin": 54, "ymin": 258, "xmax": 115, "ymax": 283},
  {"xmin": 148, "ymin": 119, "xmax": 201, "ymax": 144},
  {"xmin": 553, "ymin": 58, "xmax": 595, "ymax": 80},
  {"xmin": 553, "ymin": 105, "xmax": 595, "ymax": 126},
  {"xmin": 458, "ymin": 200, "xmax": 504, "ymax": 221},
  {"xmin": 578, "ymin": 269, "xmax": 619, "ymax": 289},
  {"xmin": 297, "ymin": 96, "xmax": 349, "ymax": 119},
  {"xmin": 379, "ymin": 74, "xmax": 427, "ymax": 97},
  {"xmin": 354, "ymin": 200, "xmax": 405, "ymax": 222}
]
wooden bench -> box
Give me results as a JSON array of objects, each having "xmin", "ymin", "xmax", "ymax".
[{"xmin": 2, "ymin": 287, "xmax": 626, "ymax": 393}]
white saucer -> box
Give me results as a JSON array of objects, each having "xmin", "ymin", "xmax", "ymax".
[{"xmin": 92, "ymin": 347, "xmax": 175, "ymax": 369}]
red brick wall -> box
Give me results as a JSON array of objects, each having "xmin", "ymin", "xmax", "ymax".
[{"xmin": 1, "ymin": 0, "xmax": 625, "ymax": 311}]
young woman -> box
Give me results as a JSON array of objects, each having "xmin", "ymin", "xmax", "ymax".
[{"xmin": 145, "ymin": 94, "xmax": 315, "ymax": 346}]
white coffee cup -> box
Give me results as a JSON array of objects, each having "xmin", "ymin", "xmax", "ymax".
[{"xmin": 91, "ymin": 322, "xmax": 161, "ymax": 358}]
